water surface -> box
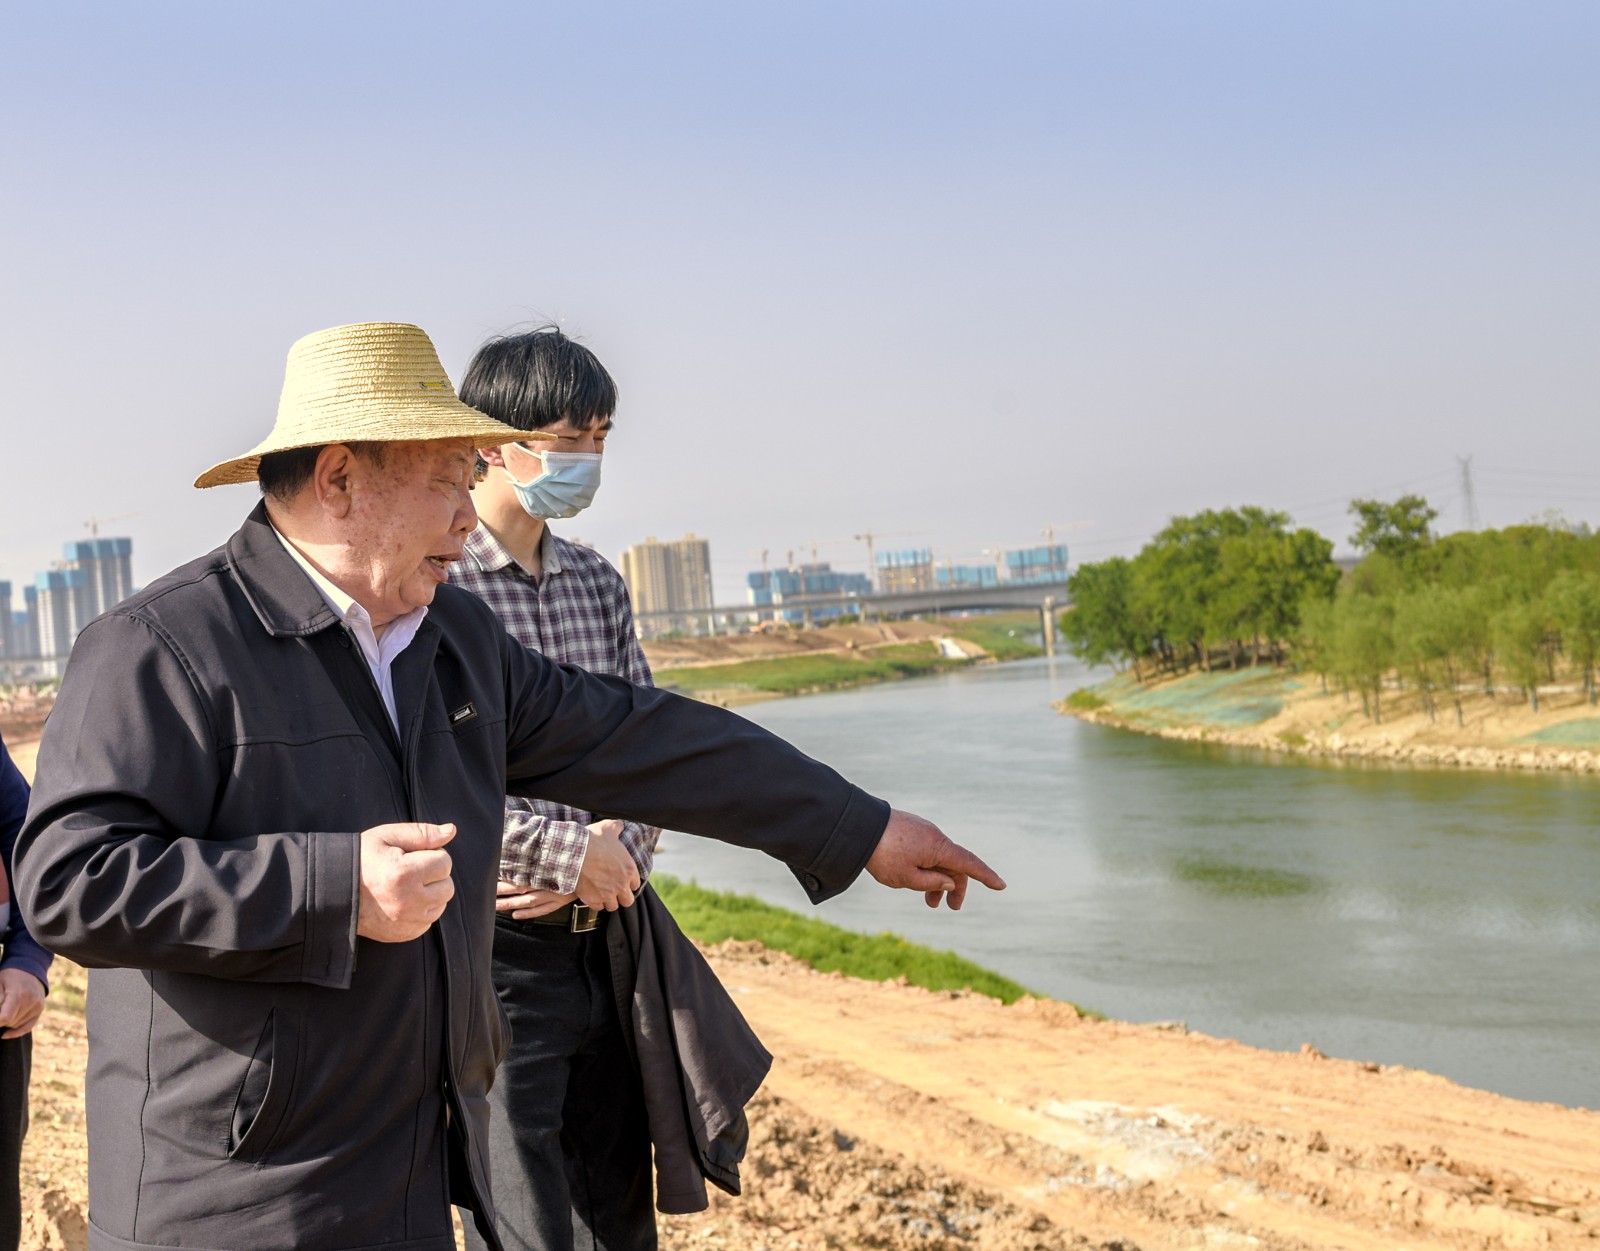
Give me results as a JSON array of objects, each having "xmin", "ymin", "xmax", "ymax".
[{"xmin": 662, "ymin": 656, "xmax": 1600, "ymax": 1107}]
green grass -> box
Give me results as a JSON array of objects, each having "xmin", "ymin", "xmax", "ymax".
[
  {"xmin": 935, "ymin": 611, "xmax": 1046, "ymax": 662},
  {"xmin": 655, "ymin": 640, "xmax": 966, "ymax": 696},
  {"xmin": 652, "ymin": 874, "xmax": 1057, "ymax": 1006},
  {"xmin": 1064, "ymin": 687, "xmax": 1108, "ymax": 711}
]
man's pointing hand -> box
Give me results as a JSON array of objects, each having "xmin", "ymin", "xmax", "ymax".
[
  {"xmin": 357, "ymin": 822, "xmax": 457, "ymax": 942},
  {"xmin": 865, "ymin": 809, "xmax": 1006, "ymax": 910}
]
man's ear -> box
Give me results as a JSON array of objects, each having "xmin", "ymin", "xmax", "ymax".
[
  {"xmin": 312, "ymin": 444, "xmax": 358, "ymax": 518},
  {"xmin": 478, "ymin": 445, "xmax": 509, "ymax": 468}
]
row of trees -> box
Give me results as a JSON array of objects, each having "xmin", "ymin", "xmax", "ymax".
[
  {"xmin": 1062, "ymin": 505, "xmax": 1339, "ymax": 680},
  {"xmin": 1063, "ymin": 494, "xmax": 1600, "ymax": 720}
]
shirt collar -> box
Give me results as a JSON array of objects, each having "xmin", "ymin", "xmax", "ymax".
[
  {"xmin": 462, "ymin": 522, "xmax": 564, "ymax": 578},
  {"xmin": 270, "ymin": 524, "xmax": 429, "ymax": 642}
]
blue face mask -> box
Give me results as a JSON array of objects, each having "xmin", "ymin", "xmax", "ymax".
[{"xmin": 504, "ymin": 449, "xmax": 604, "ymax": 520}]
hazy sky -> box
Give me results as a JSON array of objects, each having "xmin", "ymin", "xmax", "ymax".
[{"xmin": 4, "ymin": 1, "xmax": 1598, "ymax": 603}]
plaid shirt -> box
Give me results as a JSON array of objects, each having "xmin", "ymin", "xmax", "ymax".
[{"xmin": 449, "ymin": 523, "xmax": 659, "ymax": 892}]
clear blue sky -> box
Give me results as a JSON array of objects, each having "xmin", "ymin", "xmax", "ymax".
[{"xmin": 4, "ymin": 1, "xmax": 1598, "ymax": 602}]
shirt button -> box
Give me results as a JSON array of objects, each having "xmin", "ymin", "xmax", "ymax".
[{"xmin": 804, "ymin": 874, "xmax": 821, "ymax": 893}]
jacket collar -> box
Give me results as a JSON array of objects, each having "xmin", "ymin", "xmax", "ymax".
[{"xmin": 225, "ymin": 501, "xmax": 346, "ymax": 638}]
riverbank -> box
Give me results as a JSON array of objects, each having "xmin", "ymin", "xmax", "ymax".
[
  {"xmin": 1059, "ymin": 665, "xmax": 1600, "ymax": 773},
  {"xmin": 647, "ymin": 613, "xmax": 1042, "ymax": 705},
  {"xmin": 22, "ymin": 947, "xmax": 1600, "ymax": 1251}
]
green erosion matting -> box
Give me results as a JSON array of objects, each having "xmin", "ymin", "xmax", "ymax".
[
  {"xmin": 1518, "ymin": 717, "xmax": 1600, "ymax": 747},
  {"xmin": 1106, "ymin": 668, "xmax": 1298, "ymax": 728}
]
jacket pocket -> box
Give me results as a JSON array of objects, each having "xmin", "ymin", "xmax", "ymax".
[{"xmin": 227, "ymin": 1009, "xmax": 297, "ymax": 1162}]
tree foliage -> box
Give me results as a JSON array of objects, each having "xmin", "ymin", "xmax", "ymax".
[{"xmin": 1064, "ymin": 494, "xmax": 1600, "ymax": 724}]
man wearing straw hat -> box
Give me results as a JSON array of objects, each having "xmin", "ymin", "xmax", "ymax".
[{"xmin": 15, "ymin": 322, "xmax": 1003, "ymax": 1251}]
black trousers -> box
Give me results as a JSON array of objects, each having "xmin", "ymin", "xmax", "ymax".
[
  {"xmin": 462, "ymin": 915, "xmax": 655, "ymax": 1251},
  {"xmin": 0, "ymin": 1034, "xmax": 31, "ymax": 1251}
]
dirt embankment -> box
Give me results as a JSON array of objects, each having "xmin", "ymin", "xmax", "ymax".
[
  {"xmin": 642, "ymin": 619, "xmax": 973, "ymax": 669},
  {"xmin": 22, "ymin": 945, "xmax": 1600, "ymax": 1251},
  {"xmin": 1062, "ymin": 668, "xmax": 1600, "ymax": 774}
]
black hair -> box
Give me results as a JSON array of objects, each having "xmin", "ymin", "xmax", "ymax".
[
  {"xmin": 257, "ymin": 442, "xmax": 387, "ymax": 502},
  {"xmin": 458, "ymin": 325, "xmax": 617, "ymax": 434}
]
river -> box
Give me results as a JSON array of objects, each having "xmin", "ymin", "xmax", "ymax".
[{"xmin": 659, "ymin": 654, "xmax": 1600, "ymax": 1109}]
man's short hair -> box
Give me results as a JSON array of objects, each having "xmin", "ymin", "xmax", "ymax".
[
  {"xmin": 458, "ymin": 325, "xmax": 617, "ymax": 434},
  {"xmin": 257, "ymin": 443, "xmax": 387, "ymax": 502}
]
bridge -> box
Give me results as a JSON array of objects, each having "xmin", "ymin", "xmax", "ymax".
[{"xmin": 632, "ymin": 579, "xmax": 1073, "ymax": 653}]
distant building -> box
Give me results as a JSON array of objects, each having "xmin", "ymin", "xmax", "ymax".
[
  {"xmin": 1004, "ymin": 543, "xmax": 1069, "ymax": 584},
  {"xmin": 35, "ymin": 569, "xmax": 87, "ymax": 661},
  {"xmin": 619, "ymin": 535, "xmax": 714, "ymax": 637},
  {"xmin": 19, "ymin": 587, "xmax": 39, "ymax": 660},
  {"xmin": 747, "ymin": 562, "xmax": 872, "ymax": 624},
  {"xmin": 876, "ymin": 548, "xmax": 935, "ymax": 595},
  {"xmin": 1, "ymin": 534, "xmax": 136, "ymax": 674},
  {"xmin": 935, "ymin": 563, "xmax": 998, "ymax": 590},
  {"xmin": 63, "ymin": 537, "xmax": 135, "ymax": 620}
]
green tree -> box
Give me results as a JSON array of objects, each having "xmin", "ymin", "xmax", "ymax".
[
  {"xmin": 1296, "ymin": 596, "xmax": 1338, "ymax": 693},
  {"xmin": 1348, "ymin": 494, "xmax": 1438, "ymax": 563},
  {"xmin": 1063, "ymin": 557, "xmax": 1152, "ymax": 678},
  {"xmin": 1546, "ymin": 570, "xmax": 1600, "ymax": 705},
  {"xmin": 1332, "ymin": 594, "xmax": 1395, "ymax": 722},
  {"xmin": 1492, "ymin": 599, "xmax": 1548, "ymax": 713}
]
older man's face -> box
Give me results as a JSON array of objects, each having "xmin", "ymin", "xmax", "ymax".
[{"xmin": 341, "ymin": 438, "xmax": 479, "ymax": 626}]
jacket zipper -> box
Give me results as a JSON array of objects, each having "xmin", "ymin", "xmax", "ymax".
[{"xmin": 402, "ymin": 679, "xmax": 497, "ymax": 1247}]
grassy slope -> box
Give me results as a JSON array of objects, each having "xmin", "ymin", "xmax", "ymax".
[
  {"xmin": 656, "ymin": 639, "xmax": 964, "ymax": 695},
  {"xmin": 655, "ymin": 613, "xmax": 1046, "ymax": 697},
  {"xmin": 935, "ymin": 611, "xmax": 1047, "ymax": 662},
  {"xmin": 653, "ymin": 874, "xmax": 1054, "ymax": 1007},
  {"xmin": 1066, "ymin": 665, "xmax": 1600, "ymax": 761}
]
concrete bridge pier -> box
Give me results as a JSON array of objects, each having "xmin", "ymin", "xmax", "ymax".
[{"xmin": 1041, "ymin": 596, "xmax": 1057, "ymax": 657}]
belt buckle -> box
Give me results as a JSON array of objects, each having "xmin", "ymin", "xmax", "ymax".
[{"xmin": 569, "ymin": 904, "xmax": 600, "ymax": 933}]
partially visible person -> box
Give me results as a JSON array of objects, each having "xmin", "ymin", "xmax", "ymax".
[
  {"xmin": 0, "ymin": 733, "xmax": 51, "ymax": 1251},
  {"xmin": 451, "ymin": 327, "xmax": 678, "ymax": 1250}
]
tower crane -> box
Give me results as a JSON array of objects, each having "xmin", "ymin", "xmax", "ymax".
[{"xmin": 85, "ymin": 513, "xmax": 138, "ymax": 538}]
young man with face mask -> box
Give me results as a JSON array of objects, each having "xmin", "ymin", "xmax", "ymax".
[{"xmin": 450, "ymin": 327, "xmax": 668, "ymax": 1251}]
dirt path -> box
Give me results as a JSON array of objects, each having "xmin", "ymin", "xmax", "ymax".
[
  {"xmin": 19, "ymin": 945, "xmax": 1598, "ymax": 1250},
  {"xmin": 664, "ymin": 944, "xmax": 1599, "ymax": 1251}
]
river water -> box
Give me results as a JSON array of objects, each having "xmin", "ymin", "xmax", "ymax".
[{"xmin": 660, "ymin": 655, "xmax": 1600, "ymax": 1108}]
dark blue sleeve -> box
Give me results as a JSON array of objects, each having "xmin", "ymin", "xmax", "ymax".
[{"xmin": 0, "ymin": 735, "xmax": 52, "ymax": 990}]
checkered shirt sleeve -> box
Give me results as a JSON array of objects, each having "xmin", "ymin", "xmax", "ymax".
[{"xmin": 450, "ymin": 528, "xmax": 660, "ymax": 893}]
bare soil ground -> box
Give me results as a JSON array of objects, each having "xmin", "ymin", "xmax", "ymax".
[
  {"xmin": 641, "ymin": 619, "xmax": 964, "ymax": 669},
  {"xmin": 19, "ymin": 944, "xmax": 1600, "ymax": 1251}
]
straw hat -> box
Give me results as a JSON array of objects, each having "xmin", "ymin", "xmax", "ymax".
[{"xmin": 194, "ymin": 321, "xmax": 549, "ymax": 488}]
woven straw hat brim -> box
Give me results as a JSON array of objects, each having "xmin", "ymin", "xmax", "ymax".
[{"xmin": 194, "ymin": 321, "xmax": 551, "ymax": 489}]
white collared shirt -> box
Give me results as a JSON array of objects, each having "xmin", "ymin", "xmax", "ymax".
[{"xmin": 273, "ymin": 528, "xmax": 428, "ymax": 733}]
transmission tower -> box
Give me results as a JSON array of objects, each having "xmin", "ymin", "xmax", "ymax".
[{"xmin": 1457, "ymin": 455, "xmax": 1481, "ymax": 531}]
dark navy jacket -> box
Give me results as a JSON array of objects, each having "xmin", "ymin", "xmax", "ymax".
[
  {"xmin": 17, "ymin": 504, "xmax": 888, "ymax": 1251},
  {"xmin": 0, "ymin": 734, "xmax": 51, "ymax": 990}
]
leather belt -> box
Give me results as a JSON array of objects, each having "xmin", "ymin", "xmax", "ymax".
[{"xmin": 522, "ymin": 902, "xmax": 602, "ymax": 933}]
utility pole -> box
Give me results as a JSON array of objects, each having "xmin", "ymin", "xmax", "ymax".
[{"xmin": 1458, "ymin": 455, "xmax": 1481, "ymax": 531}]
